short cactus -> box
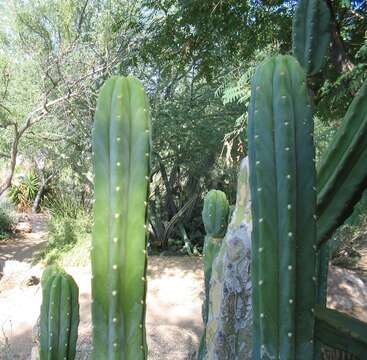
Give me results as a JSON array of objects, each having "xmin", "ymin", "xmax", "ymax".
[
  {"xmin": 202, "ymin": 190, "xmax": 230, "ymax": 239},
  {"xmin": 248, "ymin": 55, "xmax": 317, "ymax": 359},
  {"xmin": 91, "ymin": 75, "xmax": 150, "ymax": 359},
  {"xmin": 198, "ymin": 190, "xmax": 229, "ymax": 359},
  {"xmin": 292, "ymin": 0, "xmax": 331, "ymax": 75},
  {"xmin": 39, "ymin": 267, "xmax": 79, "ymax": 360}
]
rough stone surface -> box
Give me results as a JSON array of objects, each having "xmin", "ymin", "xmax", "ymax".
[{"xmin": 206, "ymin": 158, "xmax": 253, "ymax": 360}]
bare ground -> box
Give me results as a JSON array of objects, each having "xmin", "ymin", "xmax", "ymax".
[
  {"xmin": 0, "ymin": 215, "xmax": 366, "ymax": 359},
  {"xmin": 0, "ymin": 215, "xmax": 204, "ymax": 359}
]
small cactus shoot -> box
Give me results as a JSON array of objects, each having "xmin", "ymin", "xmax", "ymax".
[
  {"xmin": 91, "ymin": 76, "xmax": 150, "ymax": 359},
  {"xmin": 40, "ymin": 268, "xmax": 79, "ymax": 360}
]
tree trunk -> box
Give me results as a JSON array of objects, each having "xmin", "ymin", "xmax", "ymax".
[
  {"xmin": 326, "ymin": 0, "xmax": 354, "ymax": 73},
  {"xmin": 31, "ymin": 174, "xmax": 53, "ymax": 213},
  {"xmin": 0, "ymin": 126, "xmax": 19, "ymax": 197}
]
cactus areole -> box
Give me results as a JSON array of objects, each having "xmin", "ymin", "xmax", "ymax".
[
  {"xmin": 248, "ymin": 55, "xmax": 317, "ymax": 359},
  {"xmin": 92, "ymin": 76, "xmax": 151, "ymax": 359}
]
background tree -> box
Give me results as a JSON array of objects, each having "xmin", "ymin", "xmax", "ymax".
[{"xmin": 0, "ymin": 0, "xmax": 366, "ymax": 253}]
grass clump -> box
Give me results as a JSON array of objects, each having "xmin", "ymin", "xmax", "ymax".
[
  {"xmin": 37, "ymin": 190, "xmax": 92, "ymax": 266},
  {"xmin": 40, "ymin": 212, "xmax": 92, "ymax": 266}
]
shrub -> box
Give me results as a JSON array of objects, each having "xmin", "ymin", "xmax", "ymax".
[
  {"xmin": 9, "ymin": 171, "xmax": 40, "ymax": 210},
  {"xmin": 47, "ymin": 217, "xmax": 77, "ymax": 249},
  {"xmin": 0, "ymin": 198, "xmax": 15, "ymax": 239},
  {"xmin": 40, "ymin": 206, "xmax": 92, "ymax": 265},
  {"xmin": 330, "ymin": 204, "xmax": 367, "ymax": 269},
  {"xmin": 44, "ymin": 189, "xmax": 86, "ymax": 219}
]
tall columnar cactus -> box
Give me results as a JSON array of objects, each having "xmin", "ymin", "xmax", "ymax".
[
  {"xmin": 92, "ymin": 76, "xmax": 150, "ymax": 359},
  {"xmin": 292, "ymin": 0, "xmax": 331, "ymax": 75},
  {"xmin": 197, "ymin": 190, "xmax": 229, "ymax": 359},
  {"xmin": 248, "ymin": 55, "xmax": 317, "ymax": 359},
  {"xmin": 40, "ymin": 268, "xmax": 79, "ymax": 360},
  {"xmin": 316, "ymin": 78, "xmax": 367, "ymax": 246}
]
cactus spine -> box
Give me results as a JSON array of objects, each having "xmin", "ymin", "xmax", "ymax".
[
  {"xmin": 92, "ymin": 76, "xmax": 150, "ymax": 359},
  {"xmin": 292, "ymin": 0, "xmax": 331, "ymax": 75},
  {"xmin": 248, "ymin": 55, "xmax": 317, "ymax": 359},
  {"xmin": 40, "ymin": 268, "xmax": 79, "ymax": 360},
  {"xmin": 198, "ymin": 190, "xmax": 229, "ymax": 359}
]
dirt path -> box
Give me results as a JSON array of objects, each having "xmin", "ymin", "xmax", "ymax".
[
  {"xmin": 0, "ymin": 257, "xmax": 204, "ymax": 360},
  {"xmin": 0, "ymin": 214, "xmax": 47, "ymax": 273},
  {"xmin": 0, "ymin": 216, "xmax": 204, "ymax": 360}
]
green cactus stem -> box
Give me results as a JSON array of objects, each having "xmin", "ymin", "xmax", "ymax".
[
  {"xmin": 292, "ymin": 0, "xmax": 331, "ymax": 75},
  {"xmin": 316, "ymin": 242, "xmax": 330, "ymax": 307},
  {"xmin": 91, "ymin": 75, "xmax": 150, "ymax": 359},
  {"xmin": 197, "ymin": 190, "xmax": 229, "ymax": 359},
  {"xmin": 40, "ymin": 268, "xmax": 79, "ymax": 360},
  {"xmin": 317, "ymin": 78, "xmax": 367, "ymax": 246},
  {"xmin": 314, "ymin": 305, "xmax": 367, "ymax": 357},
  {"xmin": 248, "ymin": 55, "xmax": 317, "ymax": 359},
  {"xmin": 202, "ymin": 190, "xmax": 230, "ymax": 239}
]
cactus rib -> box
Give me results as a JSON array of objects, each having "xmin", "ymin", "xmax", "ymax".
[{"xmin": 92, "ymin": 76, "xmax": 150, "ymax": 359}]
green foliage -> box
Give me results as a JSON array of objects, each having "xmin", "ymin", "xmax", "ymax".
[
  {"xmin": 314, "ymin": 117, "xmax": 337, "ymax": 161},
  {"xmin": 92, "ymin": 76, "xmax": 150, "ymax": 359},
  {"xmin": 140, "ymin": 0, "xmax": 293, "ymax": 81},
  {"xmin": 47, "ymin": 217, "xmax": 77, "ymax": 249},
  {"xmin": 45, "ymin": 189, "xmax": 86, "ymax": 219},
  {"xmin": 9, "ymin": 171, "xmax": 39, "ymax": 210},
  {"xmin": 41, "ymin": 209, "xmax": 91, "ymax": 264},
  {"xmin": 40, "ymin": 267, "xmax": 79, "ymax": 360},
  {"xmin": 0, "ymin": 200, "xmax": 14, "ymax": 239}
]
